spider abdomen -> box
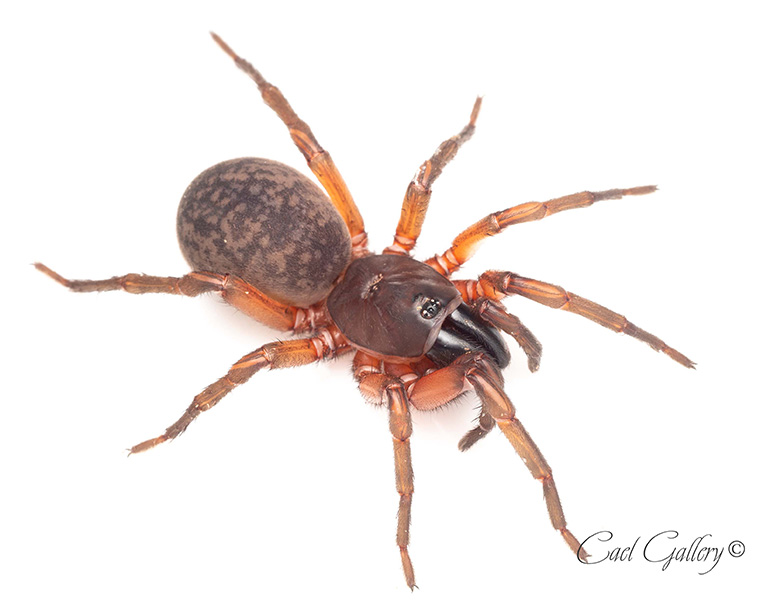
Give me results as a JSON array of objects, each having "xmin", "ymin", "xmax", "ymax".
[{"xmin": 177, "ymin": 157, "xmax": 351, "ymax": 307}]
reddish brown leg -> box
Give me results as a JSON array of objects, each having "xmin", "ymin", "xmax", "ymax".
[
  {"xmin": 453, "ymin": 282, "xmax": 543, "ymax": 372},
  {"xmin": 34, "ymin": 263, "xmax": 324, "ymax": 333},
  {"xmin": 409, "ymin": 353, "xmax": 589, "ymax": 560},
  {"xmin": 354, "ymin": 353, "xmax": 417, "ymax": 590},
  {"xmin": 470, "ymin": 367, "xmax": 589, "ymax": 560},
  {"xmin": 211, "ymin": 33, "xmax": 368, "ymax": 255},
  {"xmin": 476, "ymin": 300, "xmax": 542, "ymax": 372},
  {"xmin": 462, "ymin": 271, "xmax": 695, "ymax": 368},
  {"xmin": 457, "ymin": 406, "xmax": 496, "ymax": 451},
  {"xmin": 426, "ymin": 186, "xmax": 657, "ymax": 276},
  {"xmin": 131, "ymin": 326, "xmax": 348, "ymax": 454},
  {"xmin": 385, "ymin": 98, "xmax": 482, "ymax": 255}
]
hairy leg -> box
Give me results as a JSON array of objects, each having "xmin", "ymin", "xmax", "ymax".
[
  {"xmin": 457, "ymin": 271, "xmax": 694, "ymax": 368},
  {"xmin": 386, "ymin": 98, "xmax": 481, "ymax": 255},
  {"xmin": 211, "ymin": 33, "xmax": 368, "ymax": 255},
  {"xmin": 427, "ymin": 186, "xmax": 656, "ymax": 276},
  {"xmin": 354, "ymin": 353, "xmax": 417, "ymax": 590},
  {"xmin": 409, "ymin": 353, "xmax": 588, "ymax": 560},
  {"xmin": 131, "ymin": 326, "xmax": 348, "ymax": 454},
  {"xmin": 34, "ymin": 263, "xmax": 324, "ymax": 333}
]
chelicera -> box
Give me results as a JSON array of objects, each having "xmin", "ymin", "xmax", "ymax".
[{"xmin": 35, "ymin": 34, "xmax": 695, "ymax": 590}]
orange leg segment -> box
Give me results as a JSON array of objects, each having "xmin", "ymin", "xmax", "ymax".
[
  {"xmin": 452, "ymin": 279, "xmax": 543, "ymax": 372},
  {"xmin": 211, "ymin": 33, "xmax": 368, "ymax": 255},
  {"xmin": 408, "ymin": 352, "xmax": 589, "ymax": 560},
  {"xmin": 131, "ymin": 327, "xmax": 348, "ymax": 454},
  {"xmin": 34, "ymin": 263, "xmax": 324, "ymax": 333},
  {"xmin": 427, "ymin": 186, "xmax": 657, "ymax": 276},
  {"xmin": 354, "ymin": 353, "xmax": 417, "ymax": 590},
  {"xmin": 385, "ymin": 98, "xmax": 481, "ymax": 255},
  {"xmin": 467, "ymin": 366, "xmax": 589, "ymax": 560},
  {"xmin": 462, "ymin": 271, "xmax": 695, "ymax": 368}
]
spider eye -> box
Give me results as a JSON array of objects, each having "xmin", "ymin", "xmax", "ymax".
[{"xmin": 420, "ymin": 298, "xmax": 442, "ymax": 320}]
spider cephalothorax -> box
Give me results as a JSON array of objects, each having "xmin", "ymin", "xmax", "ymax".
[
  {"xmin": 35, "ymin": 33, "xmax": 694, "ymax": 590},
  {"xmin": 327, "ymin": 254, "xmax": 462, "ymax": 359}
]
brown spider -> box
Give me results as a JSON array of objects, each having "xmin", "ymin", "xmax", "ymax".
[{"xmin": 35, "ymin": 33, "xmax": 694, "ymax": 590}]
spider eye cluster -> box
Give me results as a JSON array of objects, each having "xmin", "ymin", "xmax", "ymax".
[{"xmin": 420, "ymin": 298, "xmax": 442, "ymax": 319}]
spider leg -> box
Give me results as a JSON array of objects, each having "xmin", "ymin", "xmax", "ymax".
[
  {"xmin": 131, "ymin": 327, "xmax": 348, "ymax": 454},
  {"xmin": 354, "ymin": 353, "xmax": 417, "ymax": 590},
  {"xmin": 385, "ymin": 98, "xmax": 481, "ymax": 255},
  {"xmin": 471, "ymin": 295, "xmax": 543, "ymax": 372},
  {"xmin": 457, "ymin": 405, "xmax": 496, "ymax": 451},
  {"xmin": 426, "ymin": 185, "xmax": 656, "ymax": 276},
  {"xmin": 468, "ymin": 366, "xmax": 590, "ymax": 560},
  {"xmin": 458, "ymin": 271, "xmax": 695, "ymax": 368},
  {"xmin": 433, "ymin": 278, "xmax": 543, "ymax": 372},
  {"xmin": 408, "ymin": 353, "xmax": 589, "ymax": 560},
  {"xmin": 210, "ymin": 33, "xmax": 368, "ymax": 255},
  {"xmin": 34, "ymin": 263, "xmax": 324, "ymax": 333}
]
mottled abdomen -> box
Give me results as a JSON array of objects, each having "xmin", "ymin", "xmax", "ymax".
[{"xmin": 177, "ymin": 158, "xmax": 351, "ymax": 307}]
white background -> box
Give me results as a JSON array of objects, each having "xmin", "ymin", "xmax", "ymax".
[{"xmin": 2, "ymin": 1, "xmax": 757, "ymax": 604}]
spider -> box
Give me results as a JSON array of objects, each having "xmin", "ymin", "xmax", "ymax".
[{"xmin": 35, "ymin": 33, "xmax": 694, "ymax": 590}]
